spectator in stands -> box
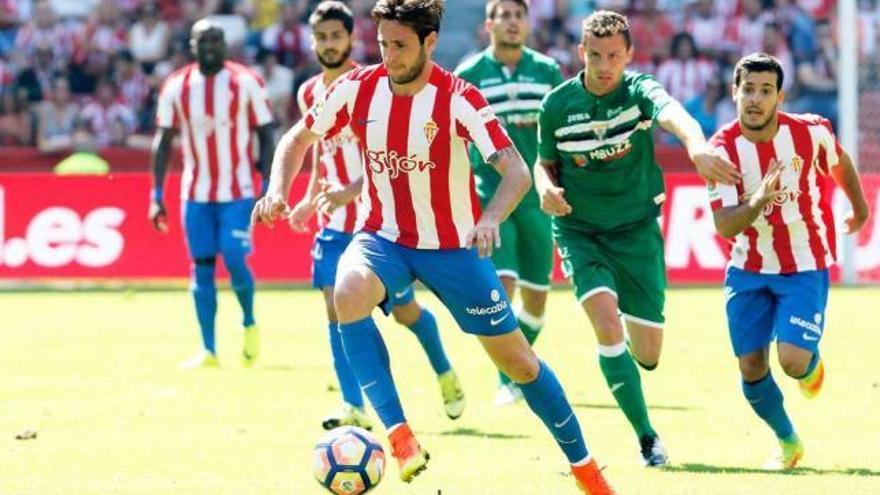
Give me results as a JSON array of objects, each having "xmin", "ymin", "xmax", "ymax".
[
  {"xmin": 14, "ymin": 44, "xmax": 57, "ymax": 102},
  {"xmin": 558, "ymin": 0, "xmax": 598, "ymax": 40},
  {"xmin": 685, "ymin": 0, "xmax": 727, "ymax": 59},
  {"xmin": 684, "ymin": 75, "xmax": 727, "ymax": 137},
  {"xmin": 725, "ymin": 0, "xmax": 770, "ymax": 56},
  {"xmin": 80, "ymin": 78, "xmax": 137, "ymax": 147},
  {"xmin": 760, "ymin": 22, "xmax": 794, "ymax": 92},
  {"xmin": 0, "ymin": 85, "xmax": 34, "ymax": 145},
  {"xmin": 35, "ymin": 76, "xmax": 93, "ymax": 153},
  {"xmin": 656, "ymin": 32, "xmax": 718, "ymax": 104},
  {"xmin": 12, "ymin": 0, "xmax": 74, "ymax": 69},
  {"xmin": 69, "ymin": 0, "xmax": 127, "ymax": 94},
  {"xmin": 0, "ymin": 0, "xmax": 22, "ymax": 56},
  {"xmin": 130, "ymin": 1, "xmax": 170, "ymax": 74},
  {"xmin": 253, "ymin": 47, "xmax": 294, "ymax": 129},
  {"xmin": 261, "ymin": 1, "xmax": 309, "ymax": 71},
  {"xmin": 113, "ymin": 50, "xmax": 151, "ymax": 131},
  {"xmin": 792, "ymin": 18, "xmax": 838, "ymax": 128},
  {"xmin": 629, "ymin": 0, "xmax": 676, "ymax": 72},
  {"xmin": 772, "ymin": 0, "xmax": 817, "ymax": 64},
  {"xmin": 48, "ymin": 0, "xmax": 99, "ymax": 20}
]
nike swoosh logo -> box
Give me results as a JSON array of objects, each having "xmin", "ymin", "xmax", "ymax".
[
  {"xmin": 490, "ymin": 313, "xmax": 510, "ymax": 326},
  {"xmin": 357, "ymin": 119, "xmax": 377, "ymax": 125},
  {"xmin": 361, "ymin": 381, "xmax": 377, "ymax": 390},
  {"xmin": 394, "ymin": 289, "xmax": 410, "ymax": 298},
  {"xmin": 556, "ymin": 437, "xmax": 579, "ymax": 445},
  {"xmin": 802, "ymin": 333, "xmax": 819, "ymax": 341},
  {"xmin": 554, "ymin": 412, "xmax": 574, "ymax": 428},
  {"xmin": 610, "ymin": 382, "xmax": 625, "ymax": 393}
]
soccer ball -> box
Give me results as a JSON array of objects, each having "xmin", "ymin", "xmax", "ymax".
[{"xmin": 313, "ymin": 426, "xmax": 385, "ymax": 494}]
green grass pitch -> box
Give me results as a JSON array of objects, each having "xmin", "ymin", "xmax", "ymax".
[{"xmin": 2, "ymin": 287, "xmax": 879, "ymax": 494}]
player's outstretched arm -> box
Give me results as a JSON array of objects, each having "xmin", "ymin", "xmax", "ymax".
[
  {"xmin": 467, "ymin": 146, "xmax": 531, "ymax": 257},
  {"xmin": 830, "ymin": 149, "xmax": 870, "ymax": 234},
  {"xmin": 658, "ymin": 101, "xmax": 741, "ymax": 186},
  {"xmin": 252, "ymin": 121, "xmax": 320, "ymax": 228},
  {"xmin": 534, "ymin": 158, "xmax": 572, "ymax": 217},
  {"xmin": 713, "ymin": 159, "xmax": 784, "ymax": 238},
  {"xmin": 148, "ymin": 127, "xmax": 176, "ymax": 233},
  {"xmin": 287, "ymin": 155, "xmax": 320, "ymax": 233}
]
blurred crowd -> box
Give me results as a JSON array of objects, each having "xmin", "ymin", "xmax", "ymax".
[{"xmin": 0, "ymin": 0, "xmax": 875, "ymax": 152}]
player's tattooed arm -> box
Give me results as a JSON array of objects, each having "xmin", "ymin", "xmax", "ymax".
[
  {"xmin": 485, "ymin": 145, "xmax": 531, "ymax": 219},
  {"xmin": 468, "ymin": 145, "xmax": 531, "ymax": 257}
]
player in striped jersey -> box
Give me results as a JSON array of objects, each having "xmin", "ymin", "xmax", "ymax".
[
  {"xmin": 149, "ymin": 20, "xmax": 275, "ymax": 368},
  {"xmin": 454, "ymin": 0, "xmax": 565, "ymax": 407},
  {"xmin": 254, "ymin": 1, "xmax": 613, "ymax": 492},
  {"xmin": 708, "ymin": 53, "xmax": 868, "ymax": 469},
  {"xmin": 286, "ymin": 1, "xmax": 465, "ymax": 431}
]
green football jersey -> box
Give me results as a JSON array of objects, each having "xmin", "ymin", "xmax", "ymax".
[
  {"xmin": 538, "ymin": 70, "xmax": 674, "ymax": 232},
  {"xmin": 455, "ymin": 47, "xmax": 564, "ymax": 207}
]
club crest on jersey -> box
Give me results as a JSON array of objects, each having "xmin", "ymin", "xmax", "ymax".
[
  {"xmin": 423, "ymin": 119, "xmax": 438, "ymax": 146},
  {"xmin": 590, "ymin": 122, "xmax": 609, "ymax": 140},
  {"xmin": 790, "ymin": 155, "xmax": 804, "ymax": 173}
]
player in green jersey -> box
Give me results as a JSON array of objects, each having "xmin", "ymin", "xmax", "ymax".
[
  {"xmin": 455, "ymin": 0, "xmax": 565, "ymax": 406},
  {"xmin": 534, "ymin": 11, "xmax": 739, "ymax": 467}
]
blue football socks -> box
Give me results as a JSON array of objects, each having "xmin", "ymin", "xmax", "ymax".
[
  {"xmin": 328, "ymin": 322, "xmax": 364, "ymax": 408},
  {"xmin": 406, "ymin": 309, "xmax": 451, "ymax": 375},
  {"xmin": 742, "ymin": 372, "xmax": 795, "ymax": 440},
  {"xmin": 520, "ymin": 361, "xmax": 589, "ymax": 463}
]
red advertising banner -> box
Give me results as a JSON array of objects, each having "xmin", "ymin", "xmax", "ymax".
[{"xmin": 1, "ymin": 172, "xmax": 878, "ymax": 283}]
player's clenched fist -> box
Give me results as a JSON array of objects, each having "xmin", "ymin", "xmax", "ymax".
[
  {"xmin": 251, "ymin": 192, "xmax": 289, "ymax": 228},
  {"xmin": 538, "ymin": 184, "xmax": 572, "ymax": 217}
]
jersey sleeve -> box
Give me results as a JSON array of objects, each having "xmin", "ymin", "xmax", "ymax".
[
  {"xmin": 549, "ymin": 63, "xmax": 565, "ymax": 88},
  {"xmin": 705, "ymin": 144, "xmax": 739, "ymax": 210},
  {"xmin": 452, "ymin": 83, "xmax": 512, "ymax": 161},
  {"xmin": 537, "ymin": 94, "xmax": 559, "ymax": 162},
  {"xmin": 245, "ymin": 73, "xmax": 274, "ymax": 127},
  {"xmin": 815, "ymin": 117, "xmax": 842, "ymax": 172},
  {"xmin": 635, "ymin": 74, "xmax": 675, "ymax": 121},
  {"xmin": 304, "ymin": 76, "xmax": 354, "ymax": 139},
  {"xmin": 155, "ymin": 77, "xmax": 178, "ymax": 130}
]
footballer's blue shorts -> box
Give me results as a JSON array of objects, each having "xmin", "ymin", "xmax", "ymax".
[
  {"xmin": 724, "ymin": 266, "xmax": 829, "ymax": 357},
  {"xmin": 338, "ymin": 231, "xmax": 518, "ymax": 336},
  {"xmin": 312, "ymin": 228, "xmax": 415, "ymax": 305},
  {"xmin": 183, "ymin": 199, "xmax": 254, "ymax": 259}
]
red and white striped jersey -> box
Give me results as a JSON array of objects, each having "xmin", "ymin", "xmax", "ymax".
[
  {"xmin": 298, "ymin": 71, "xmax": 363, "ymax": 234},
  {"xmin": 708, "ymin": 112, "xmax": 842, "ymax": 274},
  {"xmin": 156, "ymin": 61, "xmax": 273, "ymax": 203},
  {"xmin": 304, "ymin": 63, "xmax": 512, "ymax": 250}
]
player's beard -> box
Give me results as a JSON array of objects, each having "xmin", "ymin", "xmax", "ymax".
[
  {"xmin": 741, "ymin": 103, "xmax": 777, "ymax": 131},
  {"xmin": 317, "ymin": 44, "xmax": 352, "ymax": 70},
  {"xmin": 389, "ymin": 45, "xmax": 427, "ymax": 85}
]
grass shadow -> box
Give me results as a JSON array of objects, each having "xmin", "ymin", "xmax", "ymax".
[
  {"xmin": 571, "ymin": 402, "xmax": 694, "ymax": 412},
  {"xmin": 422, "ymin": 427, "xmax": 529, "ymax": 440},
  {"xmin": 663, "ymin": 463, "xmax": 880, "ymax": 477}
]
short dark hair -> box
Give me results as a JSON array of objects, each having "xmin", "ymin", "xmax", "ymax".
[
  {"xmin": 309, "ymin": 1, "xmax": 354, "ymax": 34},
  {"xmin": 733, "ymin": 52, "xmax": 784, "ymax": 91},
  {"xmin": 371, "ymin": 0, "xmax": 445, "ymax": 43},
  {"xmin": 486, "ymin": 0, "xmax": 529, "ymax": 19},
  {"xmin": 581, "ymin": 10, "xmax": 631, "ymax": 49}
]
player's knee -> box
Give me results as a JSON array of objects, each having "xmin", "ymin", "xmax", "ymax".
[
  {"xmin": 779, "ymin": 354, "xmax": 810, "ymax": 378},
  {"xmin": 500, "ymin": 350, "xmax": 540, "ymax": 384},
  {"xmin": 634, "ymin": 352, "xmax": 659, "ymax": 371},
  {"xmin": 333, "ymin": 277, "xmax": 374, "ymax": 320},
  {"xmin": 738, "ymin": 359, "xmax": 769, "ymax": 382}
]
